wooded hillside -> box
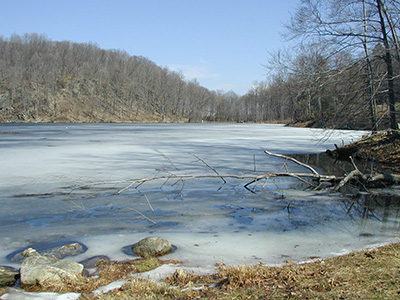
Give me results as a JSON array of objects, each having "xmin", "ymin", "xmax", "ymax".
[{"xmin": 0, "ymin": 33, "xmax": 224, "ymax": 123}]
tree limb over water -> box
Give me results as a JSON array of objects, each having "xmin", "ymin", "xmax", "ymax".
[
  {"xmin": 65, "ymin": 151, "xmax": 399, "ymax": 196},
  {"xmin": 12, "ymin": 151, "xmax": 400, "ymax": 199}
]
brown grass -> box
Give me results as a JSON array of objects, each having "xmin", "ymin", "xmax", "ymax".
[
  {"xmin": 22, "ymin": 257, "xmax": 166, "ymax": 296},
  {"xmin": 83, "ymin": 243, "xmax": 400, "ymax": 299},
  {"xmin": 2, "ymin": 243, "xmax": 400, "ymax": 299},
  {"xmin": 353, "ymin": 130, "xmax": 400, "ymax": 168}
]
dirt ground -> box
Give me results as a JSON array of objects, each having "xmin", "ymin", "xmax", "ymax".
[{"xmin": 329, "ymin": 130, "xmax": 400, "ymax": 174}]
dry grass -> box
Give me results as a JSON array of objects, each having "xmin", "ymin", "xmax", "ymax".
[
  {"xmin": 76, "ymin": 243, "xmax": 400, "ymax": 299},
  {"xmin": 211, "ymin": 245, "xmax": 400, "ymax": 299},
  {"xmin": 2, "ymin": 242, "xmax": 400, "ymax": 299},
  {"xmin": 22, "ymin": 257, "xmax": 166, "ymax": 296},
  {"xmin": 357, "ymin": 131, "xmax": 400, "ymax": 168},
  {"xmin": 339, "ymin": 130, "xmax": 400, "ymax": 173}
]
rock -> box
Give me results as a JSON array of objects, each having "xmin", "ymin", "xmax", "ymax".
[
  {"xmin": 8, "ymin": 241, "xmax": 87, "ymax": 262},
  {"xmin": 21, "ymin": 248, "xmax": 39, "ymax": 257},
  {"xmin": 79, "ymin": 255, "xmax": 111, "ymax": 268},
  {"xmin": 131, "ymin": 237, "xmax": 172, "ymax": 257},
  {"xmin": 172, "ymin": 268, "xmax": 187, "ymax": 281},
  {"xmin": 50, "ymin": 242, "xmax": 86, "ymax": 259},
  {"xmin": 0, "ymin": 266, "xmax": 19, "ymax": 287},
  {"xmin": 20, "ymin": 251, "xmax": 84, "ymax": 286}
]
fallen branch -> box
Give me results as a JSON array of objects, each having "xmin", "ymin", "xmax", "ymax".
[
  {"xmin": 114, "ymin": 172, "xmax": 338, "ymax": 195},
  {"xmin": 46, "ymin": 151, "xmax": 400, "ymax": 198},
  {"xmin": 333, "ymin": 169, "xmax": 363, "ymax": 192}
]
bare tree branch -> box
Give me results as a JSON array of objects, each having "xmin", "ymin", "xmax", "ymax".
[
  {"xmin": 191, "ymin": 153, "xmax": 227, "ymax": 183},
  {"xmin": 264, "ymin": 150, "xmax": 320, "ymax": 175}
]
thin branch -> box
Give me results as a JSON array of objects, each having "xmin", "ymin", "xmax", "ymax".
[
  {"xmin": 131, "ymin": 208, "xmax": 157, "ymax": 225},
  {"xmin": 144, "ymin": 194, "xmax": 154, "ymax": 212},
  {"xmin": 349, "ymin": 156, "xmax": 360, "ymax": 171},
  {"xmin": 192, "ymin": 153, "xmax": 227, "ymax": 183},
  {"xmin": 264, "ymin": 150, "xmax": 320, "ymax": 175}
]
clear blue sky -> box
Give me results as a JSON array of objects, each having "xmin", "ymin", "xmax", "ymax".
[{"xmin": 0, "ymin": 0, "xmax": 299, "ymax": 95}]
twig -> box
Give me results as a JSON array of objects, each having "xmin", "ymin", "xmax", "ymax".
[
  {"xmin": 117, "ymin": 181, "xmax": 138, "ymax": 194},
  {"xmin": 144, "ymin": 194, "xmax": 154, "ymax": 212},
  {"xmin": 349, "ymin": 156, "xmax": 359, "ymax": 171},
  {"xmin": 192, "ymin": 153, "xmax": 227, "ymax": 184},
  {"xmin": 131, "ymin": 208, "xmax": 157, "ymax": 225},
  {"xmin": 155, "ymin": 149, "xmax": 179, "ymax": 170}
]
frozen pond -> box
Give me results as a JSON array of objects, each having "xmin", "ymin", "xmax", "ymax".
[{"xmin": 0, "ymin": 123, "xmax": 399, "ymax": 273}]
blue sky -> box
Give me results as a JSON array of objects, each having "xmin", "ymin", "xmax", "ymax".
[{"xmin": 0, "ymin": 0, "xmax": 298, "ymax": 95}]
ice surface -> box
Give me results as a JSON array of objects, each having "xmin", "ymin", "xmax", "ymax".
[
  {"xmin": 1, "ymin": 123, "xmax": 398, "ymax": 286},
  {"xmin": 1, "ymin": 289, "xmax": 80, "ymax": 300},
  {"xmin": 92, "ymin": 280, "xmax": 126, "ymax": 297}
]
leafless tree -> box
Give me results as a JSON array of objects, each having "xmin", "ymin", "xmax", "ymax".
[{"xmin": 284, "ymin": 0, "xmax": 400, "ymax": 130}]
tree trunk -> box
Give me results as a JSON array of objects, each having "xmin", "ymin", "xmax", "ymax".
[
  {"xmin": 363, "ymin": 0, "xmax": 378, "ymax": 132},
  {"xmin": 377, "ymin": 0, "xmax": 397, "ymax": 129}
]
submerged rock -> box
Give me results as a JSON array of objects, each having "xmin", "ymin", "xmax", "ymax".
[
  {"xmin": 131, "ymin": 237, "xmax": 172, "ymax": 257},
  {"xmin": 0, "ymin": 266, "xmax": 19, "ymax": 287},
  {"xmin": 20, "ymin": 249, "xmax": 84, "ymax": 286}
]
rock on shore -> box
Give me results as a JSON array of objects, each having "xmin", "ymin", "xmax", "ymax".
[
  {"xmin": 20, "ymin": 248, "xmax": 84, "ymax": 286},
  {"xmin": 131, "ymin": 237, "xmax": 172, "ymax": 257}
]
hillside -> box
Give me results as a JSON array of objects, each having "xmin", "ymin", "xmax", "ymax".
[{"xmin": 0, "ymin": 34, "xmax": 223, "ymax": 123}]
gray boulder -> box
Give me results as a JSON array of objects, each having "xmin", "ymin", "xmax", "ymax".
[
  {"xmin": 79, "ymin": 255, "xmax": 111, "ymax": 268},
  {"xmin": 131, "ymin": 237, "xmax": 172, "ymax": 257},
  {"xmin": 0, "ymin": 266, "xmax": 19, "ymax": 287},
  {"xmin": 49, "ymin": 242, "xmax": 86, "ymax": 259},
  {"xmin": 8, "ymin": 242, "xmax": 86, "ymax": 262},
  {"xmin": 20, "ymin": 248, "xmax": 84, "ymax": 286}
]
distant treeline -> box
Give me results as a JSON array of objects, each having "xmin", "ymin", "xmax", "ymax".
[{"xmin": 1, "ymin": 13, "xmax": 399, "ymax": 130}]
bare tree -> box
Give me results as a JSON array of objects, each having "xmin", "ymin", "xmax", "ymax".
[{"xmin": 285, "ymin": 0, "xmax": 399, "ymax": 130}]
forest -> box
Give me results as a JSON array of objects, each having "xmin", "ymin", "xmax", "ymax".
[{"xmin": 0, "ymin": 0, "xmax": 399, "ymax": 130}]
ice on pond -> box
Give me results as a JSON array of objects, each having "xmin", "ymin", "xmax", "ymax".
[{"xmin": 0, "ymin": 123, "xmax": 398, "ymax": 273}]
